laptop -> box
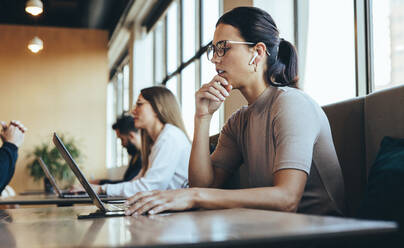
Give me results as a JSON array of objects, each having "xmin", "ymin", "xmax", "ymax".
[
  {"xmin": 52, "ymin": 132, "xmax": 127, "ymax": 218},
  {"xmin": 38, "ymin": 157, "xmax": 91, "ymax": 198}
]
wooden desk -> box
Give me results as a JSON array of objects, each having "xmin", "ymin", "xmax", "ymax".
[
  {"xmin": 0, "ymin": 195, "xmax": 125, "ymax": 206},
  {"xmin": 0, "ymin": 206, "xmax": 398, "ymax": 247}
]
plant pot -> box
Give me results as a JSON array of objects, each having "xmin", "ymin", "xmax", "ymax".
[{"xmin": 43, "ymin": 177, "xmax": 54, "ymax": 194}]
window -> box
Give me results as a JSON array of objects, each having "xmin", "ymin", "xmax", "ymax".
[
  {"xmin": 298, "ymin": 0, "xmax": 356, "ymax": 106},
  {"xmin": 167, "ymin": 1, "xmax": 179, "ymax": 74},
  {"xmin": 202, "ymin": 0, "xmax": 220, "ymax": 45},
  {"xmin": 106, "ymin": 82, "xmax": 116, "ymax": 169},
  {"xmin": 372, "ymin": 0, "xmax": 404, "ymax": 91},
  {"xmin": 166, "ymin": 75, "xmax": 179, "ymax": 99},
  {"xmin": 254, "ymin": 0, "xmax": 295, "ymax": 43},
  {"xmin": 123, "ymin": 64, "xmax": 130, "ymax": 111},
  {"xmin": 106, "ymin": 0, "xmax": 221, "ymax": 170},
  {"xmin": 181, "ymin": 63, "xmax": 196, "ymax": 138},
  {"xmin": 141, "ymin": 0, "xmax": 222, "ymax": 138},
  {"xmin": 154, "ymin": 20, "xmax": 166, "ymax": 84},
  {"xmin": 180, "ymin": 0, "xmax": 197, "ymax": 137},
  {"xmin": 182, "ymin": 0, "xmax": 196, "ymax": 61},
  {"xmin": 107, "ymin": 58, "xmax": 130, "ymax": 168},
  {"xmin": 133, "ymin": 31, "xmax": 154, "ymax": 100}
]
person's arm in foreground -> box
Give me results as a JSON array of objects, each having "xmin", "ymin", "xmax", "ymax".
[
  {"xmin": 124, "ymin": 78, "xmax": 308, "ymax": 215},
  {"xmin": 125, "ymin": 169, "xmax": 307, "ymax": 215},
  {"xmin": 188, "ymin": 75, "xmax": 232, "ymax": 188},
  {"xmin": 0, "ymin": 121, "xmax": 26, "ymax": 193}
]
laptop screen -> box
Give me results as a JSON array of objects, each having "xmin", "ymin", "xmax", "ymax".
[
  {"xmin": 37, "ymin": 157, "xmax": 63, "ymax": 196},
  {"xmin": 52, "ymin": 132, "xmax": 107, "ymax": 212}
]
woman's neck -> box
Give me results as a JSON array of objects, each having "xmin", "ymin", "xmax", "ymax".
[
  {"xmin": 146, "ymin": 120, "xmax": 165, "ymax": 142},
  {"xmin": 238, "ymin": 76, "xmax": 268, "ymax": 104}
]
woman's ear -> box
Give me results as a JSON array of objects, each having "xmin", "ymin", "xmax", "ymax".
[{"xmin": 254, "ymin": 42, "xmax": 268, "ymax": 65}]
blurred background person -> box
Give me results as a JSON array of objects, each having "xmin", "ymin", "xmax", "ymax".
[
  {"xmin": 0, "ymin": 120, "xmax": 26, "ymax": 194},
  {"xmin": 91, "ymin": 113, "xmax": 142, "ymax": 185}
]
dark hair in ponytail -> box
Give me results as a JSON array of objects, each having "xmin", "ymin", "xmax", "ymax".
[{"xmin": 216, "ymin": 7, "xmax": 299, "ymax": 88}]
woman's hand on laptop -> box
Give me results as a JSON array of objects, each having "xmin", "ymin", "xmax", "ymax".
[{"xmin": 124, "ymin": 188, "xmax": 198, "ymax": 216}]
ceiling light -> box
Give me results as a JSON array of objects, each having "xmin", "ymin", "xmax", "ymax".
[
  {"xmin": 25, "ymin": 0, "xmax": 43, "ymax": 16},
  {"xmin": 28, "ymin": 36, "xmax": 43, "ymax": 53}
]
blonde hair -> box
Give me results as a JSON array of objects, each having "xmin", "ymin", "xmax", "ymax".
[{"xmin": 139, "ymin": 86, "xmax": 188, "ymax": 175}]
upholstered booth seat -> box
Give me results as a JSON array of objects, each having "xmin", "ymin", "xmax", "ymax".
[{"xmin": 210, "ymin": 84, "xmax": 404, "ymax": 218}]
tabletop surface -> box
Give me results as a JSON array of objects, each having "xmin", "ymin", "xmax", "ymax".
[
  {"xmin": 0, "ymin": 206, "xmax": 398, "ymax": 248},
  {"xmin": 0, "ymin": 194, "xmax": 126, "ymax": 205}
]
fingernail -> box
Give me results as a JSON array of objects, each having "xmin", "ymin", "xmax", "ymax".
[
  {"xmin": 224, "ymin": 91, "xmax": 229, "ymax": 97},
  {"xmin": 149, "ymin": 210, "xmax": 155, "ymax": 215}
]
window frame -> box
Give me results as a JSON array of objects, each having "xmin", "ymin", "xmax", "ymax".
[
  {"xmin": 147, "ymin": 0, "xmax": 223, "ymax": 136},
  {"xmin": 295, "ymin": 0, "xmax": 388, "ymax": 99},
  {"xmin": 107, "ymin": 56, "xmax": 131, "ymax": 169}
]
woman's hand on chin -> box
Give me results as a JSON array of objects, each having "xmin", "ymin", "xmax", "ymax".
[
  {"xmin": 195, "ymin": 75, "xmax": 232, "ymax": 118},
  {"xmin": 124, "ymin": 188, "xmax": 198, "ymax": 216}
]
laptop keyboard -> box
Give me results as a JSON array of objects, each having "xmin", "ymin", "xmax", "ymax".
[{"xmin": 104, "ymin": 203, "xmax": 128, "ymax": 212}]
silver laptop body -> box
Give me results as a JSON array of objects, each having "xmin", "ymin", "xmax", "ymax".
[
  {"xmin": 38, "ymin": 157, "xmax": 90, "ymax": 198},
  {"xmin": 52, "ymin": 132, "xmax": 127, "ymax": 214}
]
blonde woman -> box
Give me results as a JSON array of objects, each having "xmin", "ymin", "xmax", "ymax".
[{"xmin": 93, "ymin": 86, "xmax": 191, "ymax": 197}]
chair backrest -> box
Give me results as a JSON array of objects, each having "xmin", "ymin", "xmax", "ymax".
[
  {"xmin": 364, "ymin": 85, "xmax": 404, "ymax": 173},
  {"xmin": 322, "ymin": 98, "xmax": 366, "ymax": 217}
]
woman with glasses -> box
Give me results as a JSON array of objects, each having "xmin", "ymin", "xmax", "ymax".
[{"xmin": 124, "ymin": 7, "xmax": 345, "ymax": 216}]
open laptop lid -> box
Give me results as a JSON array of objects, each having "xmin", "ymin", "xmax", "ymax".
[
  {"xmin": 37, "ymin": 157, "xmax": 63, "ymax": 197},
  {"xmin": 52, "ymin": 132, "xmax": 108, "ymax": 212}
]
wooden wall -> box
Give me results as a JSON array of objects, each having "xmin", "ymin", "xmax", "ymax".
[{"xmin": 0, "ymin": 25, "xmax": 109, "ymax": 192}]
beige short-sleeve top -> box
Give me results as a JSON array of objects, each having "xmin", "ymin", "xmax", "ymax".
[{"xmin": 211, "ymin": 86, "xmax": 346, "ymax": 216}]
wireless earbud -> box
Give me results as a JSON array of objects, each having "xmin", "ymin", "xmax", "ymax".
[{"xmin": 249, "ymin": 51, "xmax": 258, "ymax": 65}]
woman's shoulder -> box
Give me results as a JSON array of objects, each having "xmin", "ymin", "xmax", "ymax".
[
  {"xmin": 164, "ymin": 123, "xmax": 184, "ymax": 133},
  {"xmin": 274, "ymin": 87, "xmax": 320, "ymax": 109},
  {"xmin": 159, "ymin": 124, "xmax": 190, "ymax": 144}
]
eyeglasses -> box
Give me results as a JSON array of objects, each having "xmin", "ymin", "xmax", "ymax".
[{"xmin": 206, "ymin": 40, "xmax": 255, "ymax": 61}]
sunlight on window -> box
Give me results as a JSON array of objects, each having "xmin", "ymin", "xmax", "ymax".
[
  {"xmin": 166, "ymin": 76, "xmax": 178, "ymax": 99},
  {"xmin": 182, "ymin": 0, "xmax": 196, "ymax": 61},
  {"xmin": 123, "ymin": 64, "xmax": 130, "ymax": 111},
  {"xmin": 167, "ymin": 1, "xmax": 178, "ymax": 74},
  {"xmin": 302, "ymin": 0, "xmax": 356, "ymax": 106},
  {"xmin": 181, "ymin": 64, "xmax": 196, "ymax": 138},
  {"xmin": 133, "ymin": 32, "xmax": 154, "ymax": 98},
  {"xmin": 372, "ymin": 0, "xmax": 404, "ymax": 91},
  {"xmin": 202, "ymin": 0, "xmax": 220, "ymax": 45},
  {"xmin": 106, "ymin": 82, "xmax": 116, "ymax": 169},
  {"xmin": 154, "ymin": 20, "xmax": 165, "ymax": 83}
]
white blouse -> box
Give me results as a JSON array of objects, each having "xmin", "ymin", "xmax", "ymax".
[{"xmin": 105, "ymin": 124, "xmax": 191, "ymax": 197}]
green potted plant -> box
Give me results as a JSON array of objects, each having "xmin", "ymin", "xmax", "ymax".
[{"xmin": 26, "ymin": 135, "xmax": 82, "ymax": 192}]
